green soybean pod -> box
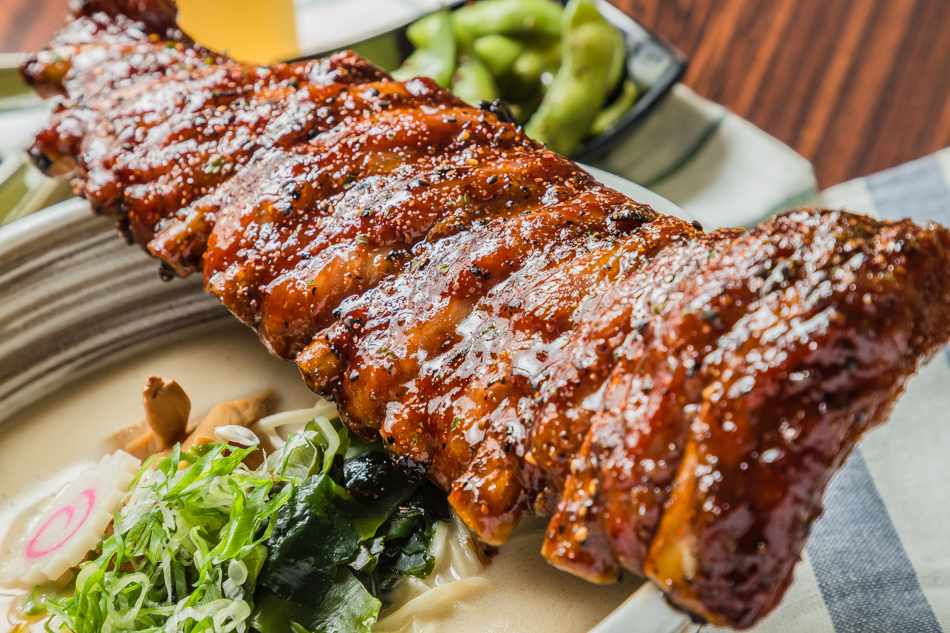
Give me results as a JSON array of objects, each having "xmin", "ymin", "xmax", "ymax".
[
  {"xmin": 407, "ymin": 10, "xmax": 476, "ymax": 53},
  {"xmin": 453, "ymin": 0, "xmax": 564, "ymax": 40},
  {"xmin": 504, "ymin": 40, "xmax": 560, "ymax": 102},
  {"xmin": 473, "ymin": 34, "xmax": 526, "ymax": 78},
  {"xmin": 589, "ymin": 79, "xmax": 639, "ymax": 136},
  {"xmin": 603, "ymin": 22, "xmax": 626, "ymax": 97},
  {"xmin": 506, "ymin": 47, "xmax": 543, "ymax": 100},
  {"xmin": 406, "ymin": 13, "xmax": 442, "ymax": 48},
  {"xmin": 524, "ymin": 0, "xmax": 625, "ymax": 155},
  {"xmin": 392, "ymin": 9, "xmax": 457, "ymax": 87},
  {"xmin": 500, "ymin": 46, "xmax": 557, "ymax": 122},
  {"xmin": 451, "ymin": 56, "xmax": 501, "ymax": 105}
]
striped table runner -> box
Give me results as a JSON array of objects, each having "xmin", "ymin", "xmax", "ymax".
[{"xmin": 704, "ymin": 151, "xmax": 950, "ymax": 632}]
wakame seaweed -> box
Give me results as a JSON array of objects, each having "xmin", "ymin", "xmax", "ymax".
[
  {"xmin": 38, "ymin": 415, "xmax": 449, "ymax": 633},
  {"xmin": 252, "ymin": 417, "xmax": 450, "ymax": 633}
]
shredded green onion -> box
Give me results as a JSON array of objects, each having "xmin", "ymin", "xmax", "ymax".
[
  {"xmin": 34, "ymin": 415, "xmax": 449, "ymax": 633},
  {"xmin": 47, "ymin": 443, "xmax": 287, "ymax": 633}
]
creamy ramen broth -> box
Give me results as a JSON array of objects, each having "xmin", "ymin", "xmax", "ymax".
[{"xmin": 0, "ymin": 323, "xmax": 642, "ymax": 632}]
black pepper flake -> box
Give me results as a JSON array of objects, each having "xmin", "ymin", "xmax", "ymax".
[
  {"xmin": 701, "ymin": 309, "xmax": 722, "ymax": 327},
  {"xmin": 477, "ymin": 99, "xmax": 516, "ymax": 124},
  {"xmin": 469, "ymin": 265, "xmax": 491, "ymax": 280},
  {"xmin": 158, "ymin": 262, "xmax": 176, "ymax": 282}
]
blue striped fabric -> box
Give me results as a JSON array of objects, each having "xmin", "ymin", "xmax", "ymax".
[
  {"xmin": 865, "ymin": 155, "xmax": 950, "ymax": 225},
  {"xmin": 808, "ymin": 147, "xmax": 950, "ymax": 633},
  {"xmin": 807, "ymin": 451, "xmax": 942, "ymax": 632}
]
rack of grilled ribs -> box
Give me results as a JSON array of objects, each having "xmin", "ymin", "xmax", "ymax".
[{"xmin": 21, "ymin": 1, "xmax": 950, "ymax": 628}]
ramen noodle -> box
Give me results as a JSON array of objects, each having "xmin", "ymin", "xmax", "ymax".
[{"xmin": 0, "ymin": 324, "xmax": 641, "ymax": 632}]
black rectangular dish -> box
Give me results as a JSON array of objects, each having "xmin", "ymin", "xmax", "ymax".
[{"xmin": 301, "ymin": 0, "xmax": 688, "ymax": 162}]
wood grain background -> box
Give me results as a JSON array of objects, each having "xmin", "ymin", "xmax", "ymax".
[
  {"xmin": 3, "ymin": 0, "xmax": 950, "ymax": 188},
  {"xmin": 620, "ymin": 0, "xmax": 950, "ymax": 187}
]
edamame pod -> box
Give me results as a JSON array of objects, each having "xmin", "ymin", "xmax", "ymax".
[
  {"xmin": 507, "ymin": 47, "xmax": 543, "ymax": 100},
  {"xmin": 393, "ymin": 10, "xmax": 457, "ymax": 87},
  {"xmin": 407, "ymin": 10, "xmax": 475, "ymax": 53},
  {"xmin": 406, "ymin": 13, "xmax": 442, "ymax": 49},
  {"xmin": 453, "ymin": 0, "xmax": 564, "ymax": 41},
  {"xmin": 604, "ymin": 23, "xmax": 626, "ymax": 97},
  {"xmin": 504, "ymin": 40, "xmax": 560, "ymax": 102},
  {"xmin": 589, "ymin": 79, "xmax": 639, "ymax": 136},
  {"xmin": 473, "ymin": 34, "xmax": 526, "ymax": 78},
  {"xmin": 524, "ymin": 0, "xmax": 625, "ymax": 155},
  {"xmin": 451, "ymin": 56, "xmax": 501, "ymax": 105}
]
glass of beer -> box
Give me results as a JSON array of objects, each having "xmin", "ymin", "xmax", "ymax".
[{"xmin": 176, "ymin": 0, "xmax": 299, "ymax": 64}]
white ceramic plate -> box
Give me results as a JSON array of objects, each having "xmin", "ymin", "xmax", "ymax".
[{"xmin": 0, "ymin": 172, "xmax": 693, "ymax": 632}]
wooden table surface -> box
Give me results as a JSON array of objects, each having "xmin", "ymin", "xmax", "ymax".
[{"xmin": 2, "ymin": 0, "xmax": 949, "ymax": 188}]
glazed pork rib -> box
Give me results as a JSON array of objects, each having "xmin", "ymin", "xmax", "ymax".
[{"xmin": 22, "ymin": 1, "xmax": 950, "ymax": 628}]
